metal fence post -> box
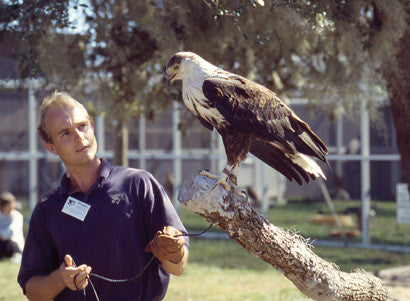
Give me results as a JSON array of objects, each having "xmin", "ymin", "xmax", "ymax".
[
  {"xmin": 360, "ymin": 101, "xmax": 371, "ymax": 246},
  {"xmin": 96, "ymin": 114, "xmax": 105, "ymax": 157},
  {"xmin": 28, "ymin": 83, "xmax": 38, "ymax": 212},
  {"xmin": 139, "ymin": 112, "xmax": 146, "ymax": 171},
  {"xmin": 172, "ymin": 101, "xmax": 181, "ymax": 206}
]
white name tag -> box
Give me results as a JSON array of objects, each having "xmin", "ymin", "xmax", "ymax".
[{"xmin": 62, "ymin": 196, "xmax": 91, "ymax": 222}]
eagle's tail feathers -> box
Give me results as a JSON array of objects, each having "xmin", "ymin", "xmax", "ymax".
[
  {"xmin": 250, "ymin": 139, "xmax": 305, "ymax": 185},
  {"xmin": 286, "ymin": 130, "xmax": 327, "ymax": 163},
  {"xmin": 250, "ymin": 139, "xmax": 326, "ymax": 185},
  {"xmin": 288, "ymin": 117, "xmax": 328, "ymax": 162},
  {"xmin": 292, "ymin": 153, "xmax": 327, "ymax": 180}
]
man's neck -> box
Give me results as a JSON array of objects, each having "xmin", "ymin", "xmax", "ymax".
[{"xmin": 67, "ymin": 158, "xmax": 102, "ymax": 193}]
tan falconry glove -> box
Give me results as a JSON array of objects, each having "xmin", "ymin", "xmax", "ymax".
[{"xmin": 145, "ymin": 226, "xmax": 186, "ymax": 264}]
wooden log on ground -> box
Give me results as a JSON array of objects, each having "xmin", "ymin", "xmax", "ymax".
[{"xmin": 178, "ymin": 171, "xmax": 390, "ymax": 301}]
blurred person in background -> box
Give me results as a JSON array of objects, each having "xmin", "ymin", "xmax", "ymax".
[{"xmin": 0, "ymin": 191, "xmax": 24, "ymax": 263}]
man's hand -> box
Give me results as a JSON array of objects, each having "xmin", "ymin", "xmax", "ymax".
[
  {"xmin": 24, "ymin": 254, "xmax": 92, "ymax": 300},
  {"xmin": 145, "ymin": 226, "xmax": 186, "ymax": 264},
  {"xmin": 59, "ymin": 254, "xmax": 92, "ymax": 291}
]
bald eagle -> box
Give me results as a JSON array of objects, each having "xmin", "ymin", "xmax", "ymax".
[{"xmin": 165, "ymin": 52, "xmax": 328, "ymax": 187}]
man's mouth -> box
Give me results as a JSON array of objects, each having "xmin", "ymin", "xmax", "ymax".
[{"xmin": 76, "ymin": 146, "xmax": 89, "ymax": 152}]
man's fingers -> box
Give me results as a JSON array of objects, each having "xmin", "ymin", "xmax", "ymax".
[
  {"xmin": 77, "ymin": 264, "xmax": 92, "ymax": 274},
  {"xmin": 64, "ymin": 254, "xmax": 74, "ymax": 267},
  {"xmin": 74, "ymin": 269, "xmax": 91, "ymax": 290},
  {"xmin": 61, "ymin": 257, "xmax": 92, "ymax": 291}
]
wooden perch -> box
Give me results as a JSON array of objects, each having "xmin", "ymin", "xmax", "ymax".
[{"xmin": 178, "ymin": 171, "xmax": 390, "ymax": 301}]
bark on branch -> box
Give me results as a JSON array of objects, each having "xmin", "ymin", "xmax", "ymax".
[{"xmin": 178, "ymin": 171, "xmax": 390, "ymax": 301}]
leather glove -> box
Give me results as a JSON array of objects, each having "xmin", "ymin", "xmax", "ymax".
[{"xmin": 145, "ymin": 226, "xmax": 185, "ymax": 264}]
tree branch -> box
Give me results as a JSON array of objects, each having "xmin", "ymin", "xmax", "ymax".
[{"xmin": 178, "ymin": 171, "xmax": 390, "ymax": 301}]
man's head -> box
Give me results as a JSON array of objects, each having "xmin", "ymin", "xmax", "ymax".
[
  {"xmin": 38, "ymin": 92, "xmax": 93, "ymax": 143},
  {"xmin": 0, "ymin": 191, "xmax": 16, "ymax": 215},
  {"xmin": 38, "ymin": 92, "xmax": 98, "ymax": 167}
]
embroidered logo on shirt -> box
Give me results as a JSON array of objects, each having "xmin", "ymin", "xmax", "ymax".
[{"xmin": 109, "ymin": 192, "xmax": 125, "ymax": 205}]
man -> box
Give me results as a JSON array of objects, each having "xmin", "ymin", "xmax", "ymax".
[
  {"xmin": 0, "ymin": 191, "xmax": 24, "ymax": 263},
  {"xmin": 18, "ymin": 92, "xmax": 188, "ymax": 300}
]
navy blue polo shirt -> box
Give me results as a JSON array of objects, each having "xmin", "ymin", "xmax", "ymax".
[{"xmin": 18, "ymin": 159, "xmax": 188, "ymax": 301}]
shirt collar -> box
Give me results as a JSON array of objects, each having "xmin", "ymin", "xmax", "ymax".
[{"xmin": 59, "ymin": 158, "xmax": 113, "ymax": 196}]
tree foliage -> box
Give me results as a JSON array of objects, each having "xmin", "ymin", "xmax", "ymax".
[
  {"xmin": 1, "ymin": 0, "xmax": 409, "ymax": 181},
  {"xmin": 0, "ymin": 0, "xmax": 71, "ymax": 78}
]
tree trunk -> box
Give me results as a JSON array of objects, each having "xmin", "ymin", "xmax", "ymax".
[
  {"xmin": 113, "ymin": 119, "xmax": 129, "ymax": 167},
  {"xmin": 384, "ymin": 7, "xmax": 410, "ymax": 188},
  {"xmin": 178, "ymin": 171, "xmax": 390, "ymax": 301}
]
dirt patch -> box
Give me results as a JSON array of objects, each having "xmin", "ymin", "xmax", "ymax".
[
  {"xmin": 388, "ymin": 286, "xmax": 410, "ymax": 301},
  {"xmin": 375, "ymin": 265, "xmax": 410, "ymax": 301}
]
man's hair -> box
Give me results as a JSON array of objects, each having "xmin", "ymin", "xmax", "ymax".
[
  {"xmin": 0, "ymin": 191, "xmax": 16, "ymax": 210},
  {"xmin": 37, "ymin": 91, "xmax": 92, "ymax": 143}
]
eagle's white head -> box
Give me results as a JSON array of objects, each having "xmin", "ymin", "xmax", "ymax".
[
  {"xmin": 164, "ymin": 52, "xmax": 218, "ymax": 85},
  {"xmin": 164, "ymin": 51, "xmax": 227, "ymax": 126}
]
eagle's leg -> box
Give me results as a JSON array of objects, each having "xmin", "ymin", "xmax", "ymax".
[
  {"xmin": 212, "ymin": 169, "xmax": 231, "ymax": 191},
  {"xmin": 209, "ymin": 164, "xmax": 238, "ymax": 191},
  {"xmin": 197, "ymin": 169, "xmax": 231, "ymax": 191},
  {"xmin": 227, "ymin": 164, "xmax": 239, "ymax": 185},
  {"xmin": 198, "ymin": 170, "xmax": 219, "ymax": 180}
]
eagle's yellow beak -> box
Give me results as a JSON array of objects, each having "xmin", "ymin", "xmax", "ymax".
[
  {"xmin": 163, "ymin": 68, "xmax": 174, "ymax": 86},
  {"xmin": 164, "ymin": 66, "xmax": 179, "ymax": 86}
]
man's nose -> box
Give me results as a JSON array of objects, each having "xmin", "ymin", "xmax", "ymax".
[{"xmin": 73, "ymin": 129, "xmax": 85, "ymax": 142}]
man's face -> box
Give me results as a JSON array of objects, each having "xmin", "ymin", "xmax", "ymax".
[{"xmin": 44, "ymin": 105, "xmax": 98, "ymax": 167}]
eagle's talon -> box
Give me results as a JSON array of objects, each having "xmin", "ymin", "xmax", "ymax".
[
  {"xmin": 210, "ymin": 180, "xmax": 231, "ymax": 192},
  {"xmin": 199, "ymin": 170, "xmax": 218, "ymax": 180},
  {"xmin": 228, "ymin": 173, "xmax": 237, "ymax": 186}
]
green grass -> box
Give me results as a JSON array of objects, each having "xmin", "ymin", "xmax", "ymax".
[
  {"xmin": 2, "ymin": 238, "xmax": 410, "ymax": 300},
  {"xmin": 3, "ymin": 199, "xmax": 410, "ymax": 300},
  {"xmin": 180, "ymin": 199, "xmax": 410, "ymax": 247},
  {"xmin": 278, "ymin": 200, "xmax": 410, "ymax": 246},
  {"xmin": 186, "ymin": 237, "xmax": 410, "ymax": 274},
  {"xmin": 167, "ymin": 263, "xmax": 308, "ymax": 300},
  {"xmin": 0, "ymin": 260, "xmax": 24, "ymax": 301}
]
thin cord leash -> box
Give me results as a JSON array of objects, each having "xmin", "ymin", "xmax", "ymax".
[
  {"xmin": 71, "ymin": 225, "xmax": 213, "ymax": 300},
  {"xmin": 175, "ymin": 224, "xmax": 213, "ymax": 237},
  {"xmin": 90, "ymin": 256, "xmax": 156, "ymax": 283},
  {"xmin": 72, "ymin": 255, "xmax": 156, "ymax": 301}
]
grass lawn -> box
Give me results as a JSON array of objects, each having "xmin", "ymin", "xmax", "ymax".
[
  {"xmin": 180, "ymin": 199, "xmax": 410, "ymax": 248},
  {"xmin": 2, "ymin": 199, "xmax": 409, "ymax": 300},
  {"xmin": 0, "ymin": 252, "xmax": 308, "ymax": 301},
  {"xmin": 167, "ymin": 263, "xmax": 308, "ymax": 300},
  {"xmin": 3, "ymin": 239, "xmax": 410, "ymax": 300},
  {"xmin": 0, "ymin": 260, "xmax": 25, "ymax": 301}
]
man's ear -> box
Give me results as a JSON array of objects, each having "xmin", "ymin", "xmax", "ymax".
[{"xmin": 44, "ymin": 141, "xmax": 57, "ymax": 155}]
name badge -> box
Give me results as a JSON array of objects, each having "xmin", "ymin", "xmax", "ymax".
[{"xmin": 62, "ymin": 196, "xmax": 91, "ymax": 222}]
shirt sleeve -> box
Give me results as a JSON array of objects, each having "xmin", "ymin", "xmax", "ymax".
[
  {"xmin": 10, "ymin": 210, "xmax": 25, "ymax": 251},
  {"xmin": 0, "ymin": 218, "xmax": 12, "ymax": 239},
  {"xmin": 17, "ymin": 202, "xmax": 59, "ymax": 294},
  {"xmin": 140, "ymin": 172, "xmax": 189, "ymax": 248}
]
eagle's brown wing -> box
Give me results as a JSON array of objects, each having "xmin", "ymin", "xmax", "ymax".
[{"xmin": 202, "ymin": 75, "xmax": 328, "ymax": 162}]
